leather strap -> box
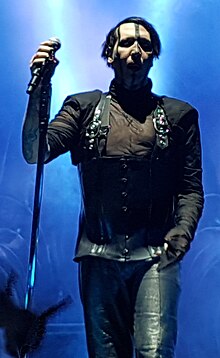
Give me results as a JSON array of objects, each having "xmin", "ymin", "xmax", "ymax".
[{"xmin": 85, "ymin": 93, "xmax": 111, "ymax": 155}]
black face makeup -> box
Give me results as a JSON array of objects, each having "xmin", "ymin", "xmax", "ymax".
[
  {"xmin": 118, "ymin": 37, "xmax": 153, "ymax": 53},
  {"xmin": 108, "ymin": 23, "xmax": 154, "ymax": 90},
  {"xmin": 135, "ymin": 23, "xmax": 140, "ymax": 38},
  {"xmin": 116, "ymin": 23, "xmax": 153, "ymax": 54}
]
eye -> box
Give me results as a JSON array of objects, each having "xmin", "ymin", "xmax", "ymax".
[
  {"xmin": 138, "ymin": 39, "xmax": 153, "ymax": 52},
  {"xmin": 118, "ymin": 38, "xmax": 135, "ymax": 48}
]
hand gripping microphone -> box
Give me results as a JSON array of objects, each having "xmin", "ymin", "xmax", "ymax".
[{"xmin": 26, "ymin": 37, "xmax": 61, "ymax": 94}]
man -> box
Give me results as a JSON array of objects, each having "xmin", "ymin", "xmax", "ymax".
[{"xmin": 22, "ymin": 17, "xmax": 204, "ymax": 358}]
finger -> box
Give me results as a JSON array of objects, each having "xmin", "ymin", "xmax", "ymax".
[
  {"xmin": 155, "ymin": 248, "xmax": 162, "ymax": 255},
  {"xmin": 30, "ymin": 50, "xmax": 53, "ymax": 67},
  {"xmin": 30, "ymin": 44, "xmax": 55, "ymax": 61},
  {"xmin": 30, "ymin": 52, "xmax": 50, "ymax": 61},
  {"xmin": 164, "ymin": 243, "xmax": 168, "ymax": 251},
  {"xmin": 38, "ymin": 44, "xmax": 55, "ymax": 53},
  {"xmin": 30, "ymin": 57, "xmax": 48, "ymax": 70}
]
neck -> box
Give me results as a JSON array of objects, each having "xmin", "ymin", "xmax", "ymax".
[
  {"xmin": 114, "ymin": 72, "xmax": 149, "ymax": 91},
  {"xmin": 113, "ymin": 77, "xmax": 150, "ymax": 92},
  {"xmin": 109, "ymin": 78, "xmax": 155, "ymax": 122}
]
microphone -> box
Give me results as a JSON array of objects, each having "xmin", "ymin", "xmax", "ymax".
[{"xmin": 26, "ymin": 37, "xmax": 61, "ymax": 94}]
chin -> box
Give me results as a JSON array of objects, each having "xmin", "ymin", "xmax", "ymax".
[{"xmin": 127, "ymin": 63, "xmax": 142, "ymax": 71}]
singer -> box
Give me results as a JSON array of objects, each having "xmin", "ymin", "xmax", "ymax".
[{"xmin": 22, "ymin": 17, "xmax": 204, "ymax": 358}]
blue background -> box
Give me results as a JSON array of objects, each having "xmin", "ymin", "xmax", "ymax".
[{"xmin": 0, "ymin": 1, "xmax": 220, "ymax": 357}]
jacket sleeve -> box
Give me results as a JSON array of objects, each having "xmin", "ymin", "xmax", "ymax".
[
  {"xmin": 159, "ymin": 107, "xmax": 204, "ymax": 270},
  {"xmin": 46, "ymin": 95, "xmax": 82, "ymax": 162},
  {"xmin": 46, "ymin": 91, "xmax": 102, "ymax": 163},
  {"xmin": 174, "ymin": 108, "xmax": 204, "ymax": 236}
]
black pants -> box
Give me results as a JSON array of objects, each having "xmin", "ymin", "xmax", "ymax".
[{"xmin": 79, "ymin": 257, "xmax": 180, "ymax": 358}]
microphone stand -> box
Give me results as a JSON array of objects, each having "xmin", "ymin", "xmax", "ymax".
[{"xmin": 22, "ymin": 79, "xmax": 52, "ymax": 358}]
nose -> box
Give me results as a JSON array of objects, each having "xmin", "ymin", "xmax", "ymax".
[
  {"xmin": 132, "ymin": 40, "xmax": 141, "ymax": 53},
  {"xmin": 131, "ymin": 40, "xmax": 141, "ymax": 61},
  {"xmin": 131, "ymin": 51, "xmax": 141, "ymax": 63}
]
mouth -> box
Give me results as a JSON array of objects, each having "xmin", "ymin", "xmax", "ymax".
[{"xmin": 127, "ymin": 62, "xmax": 142, "ymax": 71}]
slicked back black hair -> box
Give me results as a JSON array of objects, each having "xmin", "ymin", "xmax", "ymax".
[{"xmin": 101, "ymin": 16, "xmax": 161, "ymax": 66}]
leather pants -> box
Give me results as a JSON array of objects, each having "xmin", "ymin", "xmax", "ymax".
[{"xmin": 79, "ymin": 257, "xmax": 181, "ymax": 358}]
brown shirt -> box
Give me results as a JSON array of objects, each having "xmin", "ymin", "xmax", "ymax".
[{"xmin": 106, "ymin": 98, "xmax": 155, "ymax": 157}]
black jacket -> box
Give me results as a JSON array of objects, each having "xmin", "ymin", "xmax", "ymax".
[{"xmin": 47, "ymin": 86, "xmax": 204, "ymax": 268}]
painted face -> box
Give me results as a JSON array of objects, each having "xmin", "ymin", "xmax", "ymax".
[{"xmin": 108, "ymin": 22, "xmax": 153, "ymax": 89}]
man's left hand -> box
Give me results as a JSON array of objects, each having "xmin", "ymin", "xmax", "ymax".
[{"xmin": 158, "ymin": 227, "xmax": 190, "ymax": 270}]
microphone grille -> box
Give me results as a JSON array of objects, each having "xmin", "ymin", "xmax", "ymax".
[{"xmin": 49, "ymin": 37, "xmax": 61, "ymax": 50}]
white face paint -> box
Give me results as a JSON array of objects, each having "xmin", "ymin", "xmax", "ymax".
[{"xmin": 108, "ymin": 23, "xmax": 154, "ymax": 90}]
